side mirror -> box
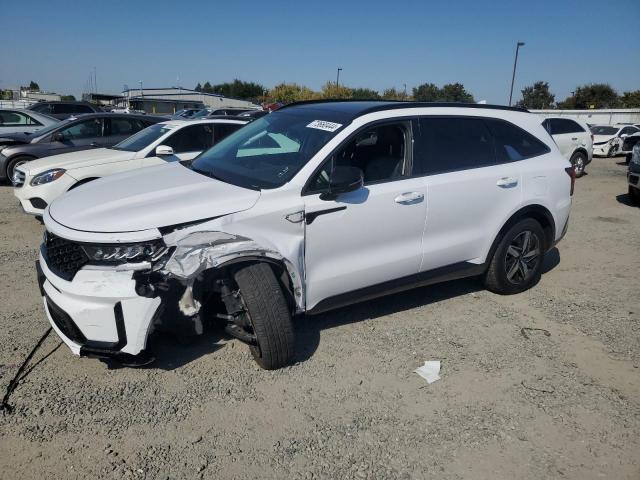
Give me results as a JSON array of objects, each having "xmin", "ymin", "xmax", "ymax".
[
  {"xmin": 52, "ymin": 132, "xmax": 65, "ymax": 142},
  {"xmin": 320, "ymin": 166, "xmax": 363, "ymax": 200},
  {"xmin": 155, "ymin": 145, "xmax": 174, "ymax": 156}
]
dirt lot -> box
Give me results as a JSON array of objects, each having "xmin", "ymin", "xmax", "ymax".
[{"xmin": 0, "ymin": 156, "xmax": 638, "ymax": 480}]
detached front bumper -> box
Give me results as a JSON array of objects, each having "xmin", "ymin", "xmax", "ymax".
[
  {"xmin": 37, "ymin": 254, "xmax": 162, "ymax": 358},
  {"xmin": 593, "ymin": 142, "xmax": 612, "ymax": 156}
]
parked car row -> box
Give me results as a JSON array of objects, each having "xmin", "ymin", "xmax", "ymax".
[{"xmin": 3, "ymin": 101, "xmax": 574, "ymax": 370}]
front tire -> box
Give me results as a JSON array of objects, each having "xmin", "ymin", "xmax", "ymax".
[
  {"xmin": 629, "ymin": 185, "xmax": 640, "ymax": 206},
  {"xmin": 570, "ymin": 151, "xmax": 587, "ymax": 177},
  {"xmin": 484, "ymin": 218, "xmax": 545, "ymax": 295},
  {"xmin": 233, "ymin": 263, "xmax": 295, "ymax": 369},
  {"xmin": 6, "ymin": 156, "xmax": 34, "ymax": 183}
]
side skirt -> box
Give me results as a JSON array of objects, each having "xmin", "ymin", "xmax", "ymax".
[{"xmin": 306, "ymin": 261, "xmax": 486, "ymax": 315}]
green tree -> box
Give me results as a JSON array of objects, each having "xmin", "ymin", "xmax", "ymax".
[
  {"xmin": 29, "ymin": 81, "xmax": 40, "ymax": 91},
  {"xmin": 320, "ymin": 82, "xmax": 352, "ymax": 99},
  {"xmin": 558, "ymin": 83, "xmax": 619, "ymax": 109},
  {"xmin": 61, "ymin": 95, "xmax": 76, "ymax": 101},
  {"xmin": 350, "ymin": 87, "xmax": 380, "ymax": 99},
  {"xmin": 212, "ymin": 79, "xmax": 266, "ymax": 101},
  {"xmin": 381, "ymin": 87, "xmax": 404, "ymax": 100},
  {"xmin": 413, "ymin": 83, "xmax": 440, "ymax": 101},
  {"xmin": 194, "ymin": 82, "xmax": 202, "ymax": 92},
  {"xmin": 267, "ymin": 83, "xmax": 317, "ymax": 103},
  {"xmin": 620, "ymin": 90, "xmax": 640, "ymax": 108},
  {"xmin": 516, "ymin": 81, "xmax": 555, "ymax": 109},
  {"xmin": 440, "ymin": 83, "xmax": 474, "ymax": 102},
  {"xmin": 202, "ymin": 81, "xmax": 213, "ymax": 93}
]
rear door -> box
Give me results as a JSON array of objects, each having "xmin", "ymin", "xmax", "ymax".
[
  {"xmin": 303, "ymin": 120, "xmax": 427, "ymax": 309},
  {"xmin": 105, "ymin": 117, "xmax": 148, "ymax": 146},
  {"xmin": 415, "ymin": 116, "xmax": 547, "ymax": 272}
]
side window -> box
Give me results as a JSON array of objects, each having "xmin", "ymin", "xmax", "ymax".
[
  {"xmin": 308, "ymin": 122, "xmax": 410, "ymax": 191},
  {"xmin": 31, "ymin": 104, "xmax": 52, "ymax": 114},
  {"xmin": 109, "ymin": 118, "xmax": 145, "ymax": 136},
  {"xmin": 59, "ymin": 118, "xmax": 103, "ymax": 140},
  {"xmin": 414, "ymin": 117, "xmax": 494, "ymax": 175},
  {"xmin": 214, "ymin": 124, "xmax": 242, "ymax": 143},
  {"xmin": 53, "ymin": 104, "xmax": 74, "ymax": 115},
  {"xmin": 485, "ymin": 119, "xmax": 550, "ymax": 162},
  {"xmin": 72, "ymin": 104, "xmax": 94, "ymax": 114},
  {"xmin": 552, "ymin": 119, "xmax": 584, "ymax": 135},
  {"xmin": 163, "ymin": 124, "xmax": 214, "ymax": 153},
  {"xmin": 0, "ymin": 111, "xmax": 42, "ymax": 126},
  {"xmin": 565, "ymin": 120, "xmax": 585, "ymax": 133}
]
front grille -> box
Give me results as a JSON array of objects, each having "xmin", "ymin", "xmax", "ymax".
[
  {"xmin": 43, "ymin": 231, "xmax": 89, "ymax": 281},
  {"xmin": 46, "ymin": 297, "xmax": 87, "ymax": 344},
  {"xmin": 12, "ymin": 169, "xmax": 25, "ymax": 187}
]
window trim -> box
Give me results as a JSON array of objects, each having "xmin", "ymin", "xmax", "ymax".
[
  {"xmin": 58, "ymin": 117, "xmax": 105, "ymax": 140},
  {"xmin": 301, "ymin": 118, "xmax": 414, "ymax": 196},
  {"xmin": 411, "ymin": 115, "xmax": 551, "ymax": 178}
]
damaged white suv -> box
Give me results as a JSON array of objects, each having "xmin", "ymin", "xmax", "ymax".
[{"xmin": 37, "ymin": 101, "xmax": 573, "ymax": 369}]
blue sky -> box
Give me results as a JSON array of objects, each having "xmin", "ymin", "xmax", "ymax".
[{"xmin": 2, "ymin": 0, "xmax": 639, "ymax": 104}]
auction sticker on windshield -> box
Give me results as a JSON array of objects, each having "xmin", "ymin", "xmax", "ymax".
[{"xmin": 306, "ymin": 120, "xmax": 342, "ymax": 132}]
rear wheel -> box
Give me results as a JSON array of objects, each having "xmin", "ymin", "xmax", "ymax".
[
  {"xmin": 629, "ymin": 185, "xmax": 640, "ymax": 206},
  {"xmin": 6, "ymin": 156, "xmax": 34, "ymax": 183},
  {"xmin": 570, "ymin": 151, "xmax": 587, "ymax": 177},
  {"xmin": 484, "ymin": 218, "xmax": 545, "ymax": 295},
  {"xmin": 233, "ymin": 263, "xmax": 295, "ymax": 369}
]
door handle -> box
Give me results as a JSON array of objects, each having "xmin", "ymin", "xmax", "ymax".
[
  {"xmin": 571, "ymin": 137, "xmax": 578, "ymax": 141},
  {"xmin": 394, "ymin": 192, "xmax": 424, "ymax": 204},
  {"xmin": 90, "ymin": 142, "xmax": 100, "ymax": 147},
  {"xmin": 496, "ymin": 177, "xmax": 518, "ymax": 188}
]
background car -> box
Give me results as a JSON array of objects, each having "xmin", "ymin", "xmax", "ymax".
[
  {"xmin": 591, "ymin": 124, "xmax": 640, "ymax": 157},
  {"xmin": 542, "ymin": 116, "xmax": 593, "ymax": 177},
  {"xmin": 0, "ymin": 113, "xmax": 164, "ymax": 182},
  {"xmin": 236, "ymin": 109, "xmax": 269, "ymax": 120},
  {"xmin": 628, "ymin": 143, "xmax": 640, "ymax": 205},
  {"xmin": 0, "ymin": 108, "xmax": 59, "ymax": 135},
  {"xmin": 27, "ymin": 101, "xmax": 102, "ymax": 120},
  {"xmin": 170, "ymin": 108, "xmax": 201, "ymax": 119},
  {"xmin": 13, "ymin": 118, "xmax": 248, "ymax": 215}
]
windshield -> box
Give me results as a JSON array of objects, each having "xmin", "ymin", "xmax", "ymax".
[
  {"xmin": 191, "ymin": 109, "xmax": 212, "ymax": 119},
  {"xmin": 191, "ymin": 110, "xmax": 346, "ymax": 189},
  {"xmin": 591, "ymin": 126, "xmax": 618, "ymax": 135},
  {"xmin": 111, "ymin": 123, "xmax": 172, "ymax": 151}
]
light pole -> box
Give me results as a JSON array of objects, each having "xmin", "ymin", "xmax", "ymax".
[
  {"xmin": 403, "ymin": 83, "xmax": 407, "ymax": 100},
  {"xmin": 508, "ymin": 41, "xmax": 525, "ymax": 106},
  {"xmin": 336, "ymin": 68, "xmax": 342, "ymax": 88}
]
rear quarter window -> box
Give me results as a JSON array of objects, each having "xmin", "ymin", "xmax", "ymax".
[{"xmin": 485, "ymin": 119, "xmax": 550, "ymax": 162}]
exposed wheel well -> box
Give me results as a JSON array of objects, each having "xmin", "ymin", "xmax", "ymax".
[
  {"xmin": 5, "ymin": 154, "xmax": 36, "ymax": 178},
  {"xmin": 68, "ymin": 177, "xmax": 99, "ymax": 191},
  {"xmin": 571, "ymin": 148, "xmax": 588, "ymax": 159},
  {"xmin": 489, "ymin": 205, "xmax": 556, "ymax": 261}
]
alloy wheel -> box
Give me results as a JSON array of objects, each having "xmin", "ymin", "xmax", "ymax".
[{"xmin": 504, "ymin": 230, "xmax": 541, "ymax": 285}]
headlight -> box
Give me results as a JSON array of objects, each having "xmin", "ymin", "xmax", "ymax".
[
  {"xmin": 82, "ymin": 240, "xmax": 168, "ymax": 263},
  {"xmin": 31, "ymin": 168, "xmax": 66, "ymax": 186}
]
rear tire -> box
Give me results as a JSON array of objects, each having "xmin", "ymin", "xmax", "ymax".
[
  {"xmin": 484, "ymin": 218, "xmax": 545, "ymax": 295},
  {"xmin": 629, "ymin": 185, "xmax": 640, "ymax": 206},
  {"xmin": 233, "ymin": 263, "xmax": 295, "ymax": 370},
  {"xmin": 570, "ymin": 151, "xmax": 587, "ymax": 177}
]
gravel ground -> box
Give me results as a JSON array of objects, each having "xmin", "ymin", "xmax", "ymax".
[{"xmin": 0, "ymin": 156, "xmax": 638, "ymax": 480}]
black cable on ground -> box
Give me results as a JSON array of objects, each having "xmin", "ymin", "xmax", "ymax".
[{"xmin": 1, "ymin": 327, "xmax": 53, "ymax": 414}]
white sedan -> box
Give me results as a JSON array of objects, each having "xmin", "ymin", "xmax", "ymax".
[
  {"xmin": 591, "ymin": 124, "xmax": 640, "ymax": 157},
  {"xmin": 13, "ymin": 118, "xmax": 247, "ymax": 215}
]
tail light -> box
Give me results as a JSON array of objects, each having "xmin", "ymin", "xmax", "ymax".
[{"xmin": 565, "ymin": 166, "xmax": 575, "ymax": 196}]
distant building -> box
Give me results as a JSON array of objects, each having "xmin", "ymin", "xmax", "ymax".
[
  {"xmin": 21, "ymin": 90, "xmax": 62, "ymax": 102},
  {"xmin": 83, "ymin": 92, "xmax": 125, "ymax": 108},
  {"xmin": 121, "ymin": 87, "xmax": 258, "ymax": 114}
]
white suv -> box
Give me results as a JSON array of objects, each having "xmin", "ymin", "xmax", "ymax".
[
  {"xmin": 37, "ymin": 101, "xmax": 573, "ymax": 369},
  {"xmin": 13, "ymin": 118, "xmax": 247, "ymax": 216},
  {"xmin": 541, "ymin": 117, "xmax": 592, "ymax": 177}
]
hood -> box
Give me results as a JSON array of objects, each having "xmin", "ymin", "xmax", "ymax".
[
  {"xmin": 593, "ymin": 134, "xmax": 615, "ymax": 144},
  {"xmin": 21, "ymin": 148, "xmax": 134, "ymax": 176},
  {"xmin": 48, "ymin": 163, "xmax": 261, "ymax": 233},
  {"xmin": 0, "ymin": 132, "xmax": 34, "ymax": 146}
]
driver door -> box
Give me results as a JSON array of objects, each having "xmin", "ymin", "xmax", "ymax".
[
  {"xmin": 48, "ymin": 118, "xmax": 105, "ymax": 155},
  {"xmin": 303, "ymin": 121, "xmax": 427, "ymax": 310}
]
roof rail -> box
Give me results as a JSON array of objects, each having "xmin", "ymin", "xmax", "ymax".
[{"xmin": 278, "ymin": 99, "xmax": 530, "ymax": 114}]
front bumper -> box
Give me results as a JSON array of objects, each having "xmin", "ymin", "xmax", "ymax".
[
  {"xmin": 593, "ymin": 143, "xmax": 612, "ymax": 156},
  {"xmin": 14, "ymin": 172, "xmax": 76, "ymax": 216},
  {"xmin": 37, "ymin": 254, "xmax": 162, "ymax": 357}
]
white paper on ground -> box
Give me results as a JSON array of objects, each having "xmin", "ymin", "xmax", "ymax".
[{"xmin": 414, "ymin": 361, "xmax": 441, "ymax": 384}]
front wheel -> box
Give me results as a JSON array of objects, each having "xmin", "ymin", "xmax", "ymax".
[
  {"xmin": 484, "ymin": 219, "xmax": 545, "ymax": 295},
  {"xmin": 233, "ymin": 263, "xmax": 295, "ymax": 369},
  {"xmin": 570, "ymin": 151, "xmax": 587, "ymax": 177},
  {"xmin": 6, "ymin": 156, "xmax": 34, "ymax": 183}
]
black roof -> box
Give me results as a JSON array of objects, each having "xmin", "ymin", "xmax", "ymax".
[{"xmin": 278, "ymin": 100, "xmax": 529, "ymax": 122}]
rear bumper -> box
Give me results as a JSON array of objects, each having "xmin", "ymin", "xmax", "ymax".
[{"xmin": 37, "ymin": 254, "xmax": 161, "ymax": 357}]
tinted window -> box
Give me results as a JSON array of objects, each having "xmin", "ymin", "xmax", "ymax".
[
  {"xmin": 52, "ymin": 104, "xmax": 75, "ymax": 115},
  {"xmin": 620, "ymin": 127, "xmax": 639, "ymax": 136},
  {"xmin": 309, "ymin": 122, "xmax": 409, "ymax": 191},
  {"xmin": 214, "ymin": 123, "xmax": 243, "ymax": 142},
  {"xmin": 0, "ymin": 111, "xmax": 42, "ymax": 126},
  {"xmin": 72, "ymin": 104, "xmax": 94, "ymax": 114},
  {"xmin": 164, "ymin": 124, "xmax": 214, "ymax": 153},
  {"xmin": 591, "ymin": 126, "xmax": 617, "ymax": 135},
  {"xmin": 31, "ymin": 104, "xmax": 52, "ymax": 114},
  {"xmin": 486, "ymin": 119, "xmax": 549, "ymax": 162},
  {"xmin": 415, "ymin": 117, "xmax": 495, "ymax": 175},
  {"xmin": 59, "ymin": 118, "xmax": 103, "ymax": 140},
  {"xmin": 113, "ymin": 123, "xmax": 172, "ymax": 152},
  {"xmin": 549, "ymin": 118, "xmax": 584, "ymax": 135},
  {"xmin": 110, "ymin": 117, "xmax": 145, "ymax": 136}
]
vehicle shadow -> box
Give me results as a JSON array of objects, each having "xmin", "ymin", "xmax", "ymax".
[{"xmin": 616, "ymin": 193, "xmax": 638, "ymax": 207}]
